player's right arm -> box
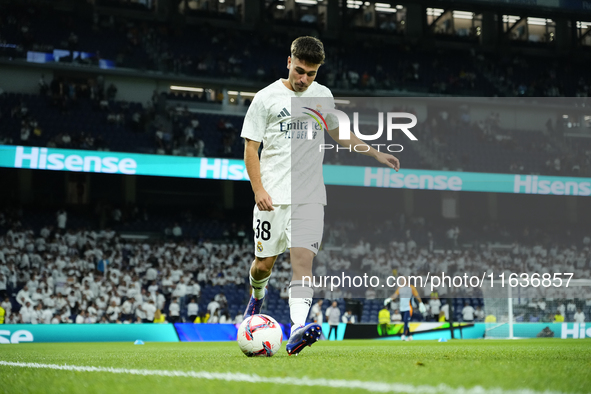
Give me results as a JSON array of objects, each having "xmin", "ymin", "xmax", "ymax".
[
  {"xmin": 241, "ymin": 92, "xmax": 274, "ymax": 211},
  {"xmin": 411, "ymin": 285, "xmax": 427, "ymax": 313},
  {"xmin": 244, "ymin": 138, "xmax": 274, "ymax": 211}
]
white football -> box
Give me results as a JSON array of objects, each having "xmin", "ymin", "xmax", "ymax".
[{"xmin": 237, "ymin": 314, "xmax": 283, "ymax": 357}]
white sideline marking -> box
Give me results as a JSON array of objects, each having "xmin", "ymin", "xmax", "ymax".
[{"xmin": 0, "ymin": 360, "xmax": 567, "ymax": 394}]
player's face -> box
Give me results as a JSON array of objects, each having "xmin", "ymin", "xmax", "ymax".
[{"xmin": 287, "ymin": 56, "xmax": 320, "ymax": 92}]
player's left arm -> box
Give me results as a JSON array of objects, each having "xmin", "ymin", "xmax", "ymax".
[
  {"xmin": 327, "ymin": 127, "xmax": 400, "ymax": 171},
  {"xmin": 411, "ymin": 285, "xmax": 427, "ymax": 313}
]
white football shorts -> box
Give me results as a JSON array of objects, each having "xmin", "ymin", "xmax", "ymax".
[{"xmin": 252, "ymin": 204, "xmax": 324, "ymax": 258}]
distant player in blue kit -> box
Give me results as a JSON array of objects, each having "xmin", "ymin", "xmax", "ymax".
[
  {"xmin": 241, "ymin": 36, "xmax": 400, "ymax": 355},
  {"xmin": 386, "ymin": 277, "xmax": 426, "ymax": 341}
]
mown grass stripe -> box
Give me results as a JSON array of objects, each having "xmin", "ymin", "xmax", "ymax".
[{"xmin": 0, "ymin": 360, "xmax": 569, "ymax": 394}]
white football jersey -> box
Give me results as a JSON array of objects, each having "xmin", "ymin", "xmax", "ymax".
[{"xmin": 241, "ymin": 79, "xmax": 338, "ymax": 205}]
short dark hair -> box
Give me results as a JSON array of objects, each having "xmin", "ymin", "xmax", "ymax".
[{"xmin": 291, "ymin": 36, "xmax": 325, "ymax": 65}]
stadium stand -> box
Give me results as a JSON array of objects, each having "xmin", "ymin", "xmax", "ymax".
[
  {"xmin": 1, "ymin": 87, "xmax": 590, "ymax": 176},
  {"xmin": 1, "ymin": 207, "xmax": 589, "ymax": 325},
  {"xmin": 2, "ymin": 4, "xmax": 590, "ymax": 97},
  {"xmin": 0, "ymin": 89, "xmax": 246, "ymax": 158}
]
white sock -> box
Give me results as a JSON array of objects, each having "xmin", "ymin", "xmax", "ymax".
[
  {"xmin": 288, "ymin": 280, "xmax": 313, "ymax": 335},
  {"xmin": 250, "ymin": 273, "xmax": 270, "ymax": 300}
]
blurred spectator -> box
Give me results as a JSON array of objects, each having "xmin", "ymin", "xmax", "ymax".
[
  {"xmin": 106, "ymin": 84, "xmax": 118, "ymax": 100},
  {"xmin": 391, "ymin": 308, "xmax": 402, "ymax": 323},
  {"xmin": 309, "ymin": 299, "xmax": 323, "ymax": 324},
  {"xmin": 187, "ymin": 298, "xmax": 199, "ymax": 322},
  {"xmin": 441, "ymin": 303, "xmax": 449, "ymax": 322},
  {"xmin": 214, "ymin": 292, "xmax": 227, "ymax": 311},
  {"xmin": 428, "ymin": 295, "xmax": 441, "ymax": 321},
  {"xmin": 208, "ymin": 310, "xmax": 220, "ymax": 323},
  {"xmin": 0, "ymin": 274, "xmax": 6, "ymax": 300},
  {"xmin": 474, "ymin": 306, "xmax": 485, "ymax": 322},
  {"xmin": 153, "ymin": 309, "xmax": 165, "ymax": 323},
  {"xmin": 342, "ymin": 310, "xmax": 357, "ymax": 324},
  {"xmin": 574, "ymin": 309, "xmax": 585, "ymax": 323},
  {"xmin": 168, "ymin": 298, "xmax": 180, "ymax": 323},
  {"xmin": 39, "ymin": 74, "xmax": 49, "ymax": 96},
  {"xmin": 553, "ymin": 310, "xmax": 564, "ymax": 323},
  {"xmin": 207, "ymin": 298, "xmax": 220, "ymax": 317},
  {"xmin": 172, "ymin": 223, "xmax": 183, "ymax": 238},
  {"xmin": 1, "ymin": 297, "xmax": 11, "ymax": 320},
  {"xmin": 56, "ymin": 209, "xmax": 67, "ymax": 232},
  {"xmin": 325, "ymin": 301, "xmax": 341, "ymax": 340},
  {"xmin": 462, "ymin": 302, "xmax": 475, "ymax": 322}
]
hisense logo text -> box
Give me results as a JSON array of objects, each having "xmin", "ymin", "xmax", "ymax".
[
  {"xmin": 199, "ymin": 158, "xmax": 250, "ymax": 180},
  {"xmin": 0, "ymin": 329, "xmax": 34, "ymax": 344},
  {"xmin": 14, "ymin": 147, "xmax": 137, "ymax": 174},
  {"xmin": 514, "ymin": 175, "xmax": 591, "ymax": 196},
  {"xmin": 561, "ymin": 323, "xmax": 591, "ymax": 339},
  {"xmin": 364, "ymin": 168, "xmax": 463, "ymax": 191}
]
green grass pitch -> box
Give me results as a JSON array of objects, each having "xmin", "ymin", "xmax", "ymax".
[{"xmin": 1, "ymin": 339, "xmax": 590, "ymax": 394}]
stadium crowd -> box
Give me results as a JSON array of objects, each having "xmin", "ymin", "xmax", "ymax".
[
  {"xmin": 0, "ymin": 234, "xmax": 251, "ymax": 325},
  {"xmin": 0, "ymin": 76, "xmax": 246, "ymax": 159},
  {"xmin": 0, "ymin": 208, "xmax": 589, "ymax": 325},
  {"xmin": 2, "ymin": 3, "xmax": 590, "ymax": 98}
]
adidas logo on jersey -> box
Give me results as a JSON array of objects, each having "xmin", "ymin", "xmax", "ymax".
[
  {"xmin": 277, "ymin": 107, "xmax": 291, "ymax": 118},
  {"xmin": 311, "ymin": 242, "xmax": 319, "ymax": 249}
]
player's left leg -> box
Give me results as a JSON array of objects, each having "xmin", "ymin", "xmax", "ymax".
[
  {"xmin": 286, "ymin": 252, "xmax": 318, "ymax": 351},
  {"xmin": 285, "ymin": 247, "xmax": 322, "ymax": 354},
  {"xmin": 288, "ymin": 247, "xmax": 314, "ymax": 330},
  {"xmin": 285, "ymin": 204, "xmax": 323, "ymax": 355}
]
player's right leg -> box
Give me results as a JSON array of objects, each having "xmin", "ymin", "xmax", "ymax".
[
  {"xmin": 244, "ymin": 205, "xmax": 289, "ymax": 319},
  {"xmin": 402, "ymin": 310, "xmax": 412, "ymax": 340},
  {"xmin": 329, "ymin": 325, "xmax": 337, "ymax": 340},
  {"xmin": 244, "ymin": 255, "xmax": 277, "ymax": 318}
]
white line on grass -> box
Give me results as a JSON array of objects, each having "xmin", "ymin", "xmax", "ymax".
[{"xmin": 0, "ymin": 360, "xmax": 568, "ymax": 394}]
